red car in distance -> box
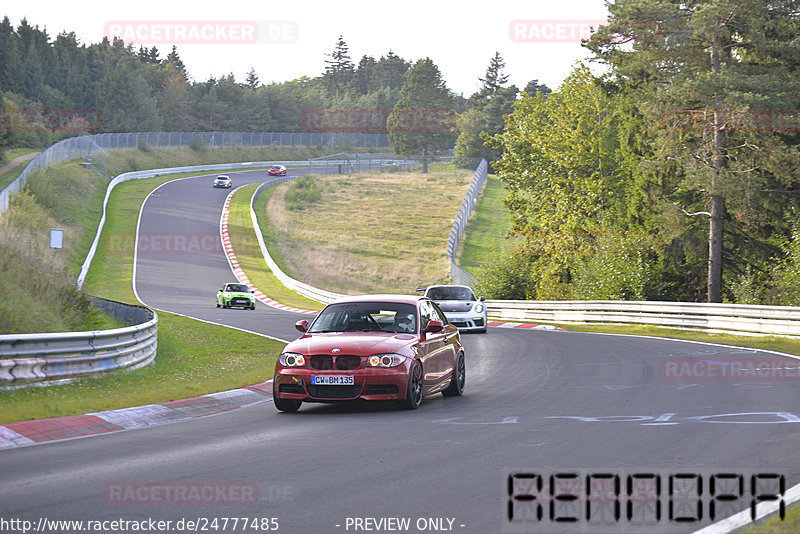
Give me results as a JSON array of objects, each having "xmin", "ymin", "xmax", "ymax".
[
  {"xmin": 267, "ymin": 164, "xmax": 287, "ymax": 176},
  {"xmin": 273, "ymin": 294, "xmax": 465, "ymax": 412}
]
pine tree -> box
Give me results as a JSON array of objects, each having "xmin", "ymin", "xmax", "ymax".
[
  {"xmin": 387, "ymin": 58, "xmax": 456, "ymax": 172},
  {"xmin": 323, "ymin": 35, "xmax": 355, "ymax": 97},
  {"xmin": 586, "ymin": 0, "xmax": 800, "ymax": 302}
]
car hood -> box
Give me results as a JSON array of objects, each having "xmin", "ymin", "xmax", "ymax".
[
  {"xmin": 435, "ymin": 300, "xmax": 476, "ymax": 313},
  {"xmin": 221, "ymin": 291, "xmax": 252, "ymax": 297},
  {"xmin": 286, "ymin": 332, "xmax": 418, "ymax": 356}
]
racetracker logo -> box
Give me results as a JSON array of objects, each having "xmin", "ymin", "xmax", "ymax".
[
  {"xmin": 661, "ymin": 357, "xmax": 800, "ymax": 381},
  {"xmin": 300, "ymin": 108, "xmax": 456, "ymax": 134},
  {"xmin": 509, "ymin": 19, "xmax": 607, "ymax": 43},
  {"xmin": 104, "ymin": 20, "xmax": 299, "ymax": 45},
  {"xmin": 108, "ymin": 232, "xmax": 256, "ymax": 256},
  {"xmin": 0, "ymin": 108, "xmax": 102, "ymax": 133},
  {"xmin": 104, "ymin": 482, "xmax": 258, "ymax": 505}
]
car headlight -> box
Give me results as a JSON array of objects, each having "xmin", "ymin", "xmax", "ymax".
[
  {"xmin": 279, "ymin": 353, "xmax": 306, "ymax": 367},
  {"xmin": 224, "ymin": 292, "xmax": 230, "ymax": 298},
  {"xmin": 474, "ymin": 303, "xmax": 485, "ymax": 313},
  {"xmin": 366, "ymin": 353, "xmax": 406, "ymax": 368}
]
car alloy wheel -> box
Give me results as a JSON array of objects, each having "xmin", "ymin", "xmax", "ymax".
[
  {"xmin": 399, "ymin": 360, "xmax": 423, "ymax": 410},
  {"xmin": 442, "ymin": 352, "xmax": 465, "ymax": 397}
]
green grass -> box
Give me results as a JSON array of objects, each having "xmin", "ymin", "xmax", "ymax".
[
  {"xmin": 0, "ymin": 313, "xmax": 281, "ymax": 423},
  {"xmin": 739, "ymin": 505, "xmax": 800, "ymax": 532},
  {"xmin": 1, "ymin": 170, "xmax": 288, "ymax": 424},
  {"xmin": 257, "ymin": 168, "xmax": 473, "ymax": 294},
  {"xmin": 226, "ymin": 184, "xmax": 323, "ymax": 311},
  {"xmin": 0, "ymin": 160, "xmax": 29, "ymax": 190},
  {"xmin": 457, "ymin": 174, "xmax": 514, "ymax": 270},
  {"xmin": 1, "ymin": 148, "xmax": 39, "ymax": 164}
]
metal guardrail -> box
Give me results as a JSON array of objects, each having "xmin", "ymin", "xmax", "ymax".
[
  {"xmin": 0, "ymin": 298, "xmax": 157, "ymax": 387},
  {"xmin": 486, "ymin": 299, "xmax": 800, "ymax": 336},
  {"xmin": 447, "ymin": 159, "xmax": 488, "ymax": 286},
  {"xmin": 249, "ymin": 182, "xmax": 345, "ymax": 305},
  {"xmin": 1, "ymin": 131, "xmax": 391, "ymax": 213}
]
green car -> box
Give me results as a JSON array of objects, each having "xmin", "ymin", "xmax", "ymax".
[{"xmin": 217, "ymin": 283, "xmax": 256, "ymax": 310}]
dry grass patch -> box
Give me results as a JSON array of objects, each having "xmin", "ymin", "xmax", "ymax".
[{"xmin": 263, "ymin": 170, "xmax": 472, "ymax": 294}]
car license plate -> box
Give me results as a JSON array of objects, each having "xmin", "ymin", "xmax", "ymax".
[{"xmin": 311, "ymin": 375, "xmax": 354, "ymax": 385}]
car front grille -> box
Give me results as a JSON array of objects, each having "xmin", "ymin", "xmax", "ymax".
[
  {"xmin": 306, "ymin": 385, "xmax": 362, "ymax": 399},
  {"xmin": 474, "ymin": 318, "xmax": 485, "ymax": 327},
  {"xmin": 309, "ymin": 355, "xmax": 362, "ymax": 370},
  {"xmin": 451, "ymin": 321, "xmax": 468, "ymax": 328},
  {"xmin": 232, "ymin": 298, "xmax": 250, "ymax": 305}
]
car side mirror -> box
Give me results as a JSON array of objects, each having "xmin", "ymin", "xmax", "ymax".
[
  {"xmin": 424, "ymin": 320, "xmax": 444, "ymax": 333},
  {"xmin": 479, "ymin": 296, "xmax": 485, "ymax": 301},
  {"xmin": 251, "ymin": 290, "xmax": 255, "ymax": 293},
  {"xmin": 295, "ymin": 320, "xmax": 309, "ymax": 333},
  {"xmin": 219, "ymin": 288, "xmax": 224, "ymax": 292}
]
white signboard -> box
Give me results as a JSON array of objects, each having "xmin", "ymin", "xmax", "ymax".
[{"xmin": 50, "ymin": 228, "xmax": 64, "ymax": 249}]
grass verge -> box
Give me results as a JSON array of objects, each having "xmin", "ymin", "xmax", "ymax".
[
  {"xmin": 258, "ymin": 166, "xmax": 474, "ymax": 294},
  {"xmin": 457, "ymin": 174, "xmax": 514, "ymax": 271},
  {"xmin": 1, "ymin": 171, "xmax": 286, "ymax": 424},
  {"xmin": 227, "ymin": 184, "xmax": 324, "ymax": 311}
]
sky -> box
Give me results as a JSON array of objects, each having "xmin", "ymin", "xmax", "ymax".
[{"xmin": 5, "ymin": 0, "xmax": 611, "ymax": 96}]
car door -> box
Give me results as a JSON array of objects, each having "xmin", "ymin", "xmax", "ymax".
[{"xmin": 418, "ymin": 301, "xmax": 453, "ymax": 393}]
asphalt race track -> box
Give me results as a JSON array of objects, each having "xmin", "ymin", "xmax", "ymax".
[{"xmin": 2, "ymin": 169, "xmax": 800, "ymax": 533}]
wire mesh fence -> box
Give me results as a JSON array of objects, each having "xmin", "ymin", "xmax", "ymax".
[
  {"xmin": 447, "ymin": 158, "xmax": 489, "ymax": 287},
  {"xmin": 1, "ymin": 131, "xmax": 391, "ymax": 212}
]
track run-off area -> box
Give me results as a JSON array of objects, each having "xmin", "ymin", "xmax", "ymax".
[{"xmin": 2, "ymin": 168, "xmax": 800, "ymax": 534}]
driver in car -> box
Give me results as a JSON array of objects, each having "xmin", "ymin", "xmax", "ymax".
[{"xmin": 393, "ymin": 313, "xmax": 415, "ymax": 333}]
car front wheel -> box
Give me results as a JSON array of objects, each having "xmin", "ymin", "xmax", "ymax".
[
  {"xmin": 273, "ymin": 382, "xmax": 301, "ymax": 412},
  {"xmin": 398, "ymin": 361, "xmax": 423, "ymax": 410}
]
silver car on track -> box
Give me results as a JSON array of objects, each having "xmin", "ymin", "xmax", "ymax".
[{"xmin": 420, "ymin": 284, "xmax": 487, "ymax": 333}]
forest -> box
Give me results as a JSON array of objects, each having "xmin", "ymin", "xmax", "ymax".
[{"xmin": 2, "ymin": 2, "xmax": 800, "ymax": 305}]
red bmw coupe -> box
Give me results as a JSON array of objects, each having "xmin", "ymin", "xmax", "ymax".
[{"xmin": 272, "ymin": 294, "xmax": 465, "ymax": 412}]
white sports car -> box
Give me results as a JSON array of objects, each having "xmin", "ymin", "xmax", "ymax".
[{"xmin": 421, "ymin": 285, "xmax": 487, "ymax": 333}]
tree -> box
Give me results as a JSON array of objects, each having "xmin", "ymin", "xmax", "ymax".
[
  {"xmin": 586, "ymin": 0, "xmax": 800, "ymax": 302},
  {"xmin": 245, "ymin": 67, "xmax": 259, "ymax": 90},
  {"xmin": 165, "ymin": 45, "xmax": 188, "ymax": 80},
  {"xmin": 488, "ymin": 65, "xmax": 649, "ymax": 299},
  {"xmin": 323, "ymin": 35, "xmax": 355, "ymax": 97},
  {"xmin": 387, "ymin": 58, "xmax": 456, "ymax": 172},
  {"xmin": 523, "ymin": 79, "xmax": 551, "ymax": 97},
  {"xmin": 371, "ymin": 51, "xmax": 410, "ymax": 91},
  {"xmin": 455, "ymin": 53, "xmax": 517, "ymax": 168},
  {"xmin": 96, "ymin": 58, "xmax": 162, "ymax": 131}
]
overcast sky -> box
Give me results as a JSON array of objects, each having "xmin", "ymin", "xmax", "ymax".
[{"xmin": 6, "ymin": 0, "xmax": 610, "ymax": 96}]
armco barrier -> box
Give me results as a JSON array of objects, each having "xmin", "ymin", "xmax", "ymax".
[
  {"xmin": 249, "ymin": 182, "xmax": 345, "ymax": 305},
  {"xmin": 0, "ymin": 297, "xmax": 157, "ymax": 387},
  {"xmin": 447, "ymin": 159, "xmax": 488, "ymax": 287},
  {"xmin": 486, "ymin": 299, "xmax": 800, "ymax": 337}
]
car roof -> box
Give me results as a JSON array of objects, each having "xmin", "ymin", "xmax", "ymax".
[
  {"xmin": 427, "ymin": 284, "xmax": 471, "ymax": 290},
  {"xmin": 328, "ymin": 294, "xmax": 427, "ymax": 306}
]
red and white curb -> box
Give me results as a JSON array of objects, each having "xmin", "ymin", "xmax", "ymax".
[
  {"xmin": 488, "ymin": 321, "xmax": 565, "ymax": 331},
  {"xmin": 220, "ymin": 187, "xmax": 317, "ymax": 315},
  {"xmin": 0, "ymin": 381, "xmax": 274, "ymax": 449}
]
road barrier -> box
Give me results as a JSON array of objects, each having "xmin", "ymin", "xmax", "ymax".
[
  {"xmin": 486, "ymin": 299, "xmax": 800, "ymax": 337},
  {"xmin": 447, "ymin": 159, "xmax": 488, "ymax": 287},
  {"xmin": 0, "ymin": 131, "xmax": 391, "ymax": 213},
  {"xmin": 0, "ymin": 298, "xmax": 157, "ymax": 387}
]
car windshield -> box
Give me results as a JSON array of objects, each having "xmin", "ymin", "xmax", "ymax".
[
  {"xmin": 427, "ymin": 286, "xmax": 475, "ymax": 301},
  {"xmin": 308, "ymin": 302, "xmax": 417, "ymax": 334},
  {"xmin": 271, "ymin": 166, "xmax": 282, "ymax": 169},
  {"xmin": 225, "ymin": 284, "xmax": 249, "ymax": 293}
]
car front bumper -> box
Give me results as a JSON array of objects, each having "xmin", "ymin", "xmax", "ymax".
[
  {"xmin": 442, "ymin": 311, "xmax": 486, "ymax": 332},
  {"xmin": 273, "ymin": 365, "xmax": 411, "ymax": 403}
]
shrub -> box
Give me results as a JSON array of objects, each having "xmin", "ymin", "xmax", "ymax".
[{"xmin": 285, "ymin": 175, "xmax": 322, "ymax": 210}]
